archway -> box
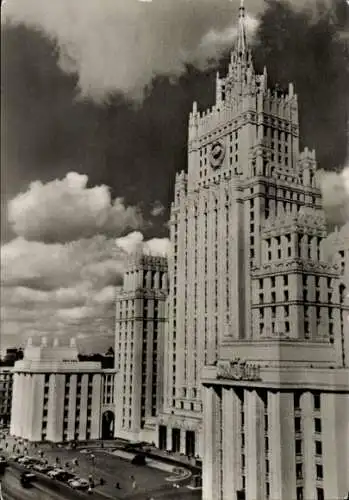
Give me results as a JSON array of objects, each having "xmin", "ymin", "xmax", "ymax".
[{"xmin": 101, "ymin": 411, "xmax": 115, "ymax": 439}]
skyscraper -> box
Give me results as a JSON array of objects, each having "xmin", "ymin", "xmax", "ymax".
[
  {"xmin": 114, "ymin": 250, "xmax": 168, "ymax": 442},
  {"xmin": 156, "ymin": 3, "xmax": 349, "ymax": 497}
]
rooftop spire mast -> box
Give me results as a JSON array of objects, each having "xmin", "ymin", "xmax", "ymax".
[{"xmin": 237, "ymin": 0, "xmax": 247, "ymax": 56}]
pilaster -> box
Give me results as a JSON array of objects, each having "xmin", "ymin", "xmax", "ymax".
[
  {"xmin": 202, "ymin": 385, "xmax": 222, "ymax": 500},
  {"xmin": 91, "ymin": 374, "xmax": 102, "ymax": 439},
  {"xmin": 78, "ymin": 374, "xmax": 89, "ymax": 440},
  {"xmin": 245, "ymin": 389, "xmax": 265, "ymax": 500},
  {"xmin": 222, "ymin": 387, "xmax": 242, "ymax": 498},
  {"xmin": 300, "ymin": 391, "xmax": 316, "ymax": 500},
  {"xmin": 268, "ymin": 392, "xmax": 296, "ymax": 500},
  {"xmin": 67, "ymin": 374, "xmax": 77, "ymax": 441}
]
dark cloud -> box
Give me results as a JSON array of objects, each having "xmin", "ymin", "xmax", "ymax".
[
  {"xmin": 2, "ymin": 2, "xmax": 348, "ymax": 245},
  {"xmin": 251, "ymin": 0, "xmax": 349, "ymax": 173}
]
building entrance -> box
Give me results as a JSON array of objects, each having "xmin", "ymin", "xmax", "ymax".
[
  {"xmin": 171, "ymin": 428, "xmax": 180, "ymax": 452},
  {"xmin": 101, "ymin": 411, "xmax": 114, "ymax": 439},
  {"xmin": 185, "ymin": 430, "xmax": 195, "ymax": 456},
  {"xmin": 158, "ymin": 425, "xmax": 167, "ymax": 450}
]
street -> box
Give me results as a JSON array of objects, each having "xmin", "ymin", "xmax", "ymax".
[
  {"xmin": 0, "ymin": 434, "xmax": 201, "ymax": 499},
  {"xmin": 1, "ymin": 468, "xmax": 58, "ymax": 500}
]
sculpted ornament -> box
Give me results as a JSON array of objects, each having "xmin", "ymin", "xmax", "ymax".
[
  {"xmin": 209, "ymin": 141, "xmax": 226, "ymax": 169},
  {"xmin": 216, "ymin": 359, "xmax": 261, "ymax": 381}
]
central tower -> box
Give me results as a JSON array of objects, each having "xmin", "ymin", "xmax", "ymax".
[{"xmin": 157, "ymin": 1, "xmax": 348, "ymax": 466}]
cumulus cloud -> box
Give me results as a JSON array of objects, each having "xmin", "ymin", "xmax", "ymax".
[
  {"xmin": 8, "ymin": 172, "xmax": 144, "ymax": 243},
  {"xmin": 116, "ymin": 230, "xmax": 171, "ymax": 256},
  {"xmin": 2, "ymin": 0, "xmax": 259, "ymax": 101},
  {"xmin": 318, "ymin": 165, "xmax": 349, "ymax": 226},
  {"xmin": 151, "ymin": 201, "xmax": 166, "ymax": 217},
  {"xmin": 0, "ymin": 228, "xmax": 170, "ymax": 349}
]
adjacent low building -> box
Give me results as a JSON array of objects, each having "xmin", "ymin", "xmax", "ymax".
[{"xmin": 10, "ymin": 337, "xmax": 118, "ymax": 442}]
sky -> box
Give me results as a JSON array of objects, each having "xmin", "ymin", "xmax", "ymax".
[{"xmin": 1, "ymin": 0, "xmax": 349, "ymax": 353}]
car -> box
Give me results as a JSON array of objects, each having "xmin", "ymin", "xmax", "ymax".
[
  {"xmin": 131, "ymin": 454, "xmax": 147, "ymax": 466},
  {"xmin": 69, "ymin": 478, "xmax": 89, "ymax": 490},
  {"xmin": 20, "ymin": 471, "xmax": 36, "ymax": 487},
  {"xmin": 9, "ymin": 455, "xmax": 23, "ymax": 462},
  {"xmin": 47, "ymin": 468, "xmax": 66, "ymax": 478},
  {"xmin": 56, "ymin": 471, "xmax": 78, "ymax": 483},
  {"xmin": 33, "ymin": 463, "xmax": 53, "ymax": 473}
]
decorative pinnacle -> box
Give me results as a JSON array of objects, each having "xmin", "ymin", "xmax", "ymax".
[{"xmin": 237, "ymin": 0, "xmax": 247, "ymax": 54}]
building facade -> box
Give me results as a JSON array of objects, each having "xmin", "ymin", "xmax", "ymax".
[
  {"xmin": 0, "ymin": 368, "xmax": 13, "ymax": 427},
  {"xmin": 184, "ymin": 3, "xmax": 349, "ymax": 500},
  {"xmin": 114, "ymin": 251, "xmax": 168, "ymax": 442},
  {"xmin": 10, "ymin": 337, "xmax": 117, "ymax": 442},
  {"xmin": 149, "ymin": 1, "xmax": 349, "ymax": 498}
]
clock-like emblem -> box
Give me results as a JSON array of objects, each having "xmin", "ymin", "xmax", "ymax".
[{"xmin": 209, "ymin": 141, "xmax": 225, "ymax": 169}]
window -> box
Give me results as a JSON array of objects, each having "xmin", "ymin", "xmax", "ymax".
[
  {"xmin": 315, "ymin": 440, "xmax": 322, "ymax": 456},
  {"xmin": 297, "ymin": 487, "xmax": 304, "ymax": 500},
  {"xmin": 314, "ymin": 418, "xmax": 322, "ymax": 433},
  {"xmin": 296, "ymin": 463, "xmax": 303, "ymax": 479},
  {"xmin": 313, "ymin": 393, "xmax": 321, "ymax": 411},
  {"xmin": 295, "ymin": 417, "xmax": 301, "ymax": 432},
  {"xmin": 294, "ymin": 393, "xmax": 301, "ymax": 410},
  {"xmin": 295, "ymin": 439, "xmax": 302, "ymax": 455},
  {"xmin": 316, "ymin": 465, "xmax": 323, "ymax": 480},
  {"xmin": 316, "ymin": 488, "xmax": 324, "ymax": 500}
]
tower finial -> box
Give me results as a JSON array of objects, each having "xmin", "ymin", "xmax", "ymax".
[{"xmin": 237, "ymin": 0, "xmax": 247, "ymax": 55}]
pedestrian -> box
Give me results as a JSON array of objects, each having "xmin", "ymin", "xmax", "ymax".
[
  {"xmin": 115, "ymin": 482, "xmax": 121, "ymax": 489},
  {"xmin": 100, "ymin": 477, "xmax": 105, "ymax": 486},
  {"xmin": 5, "ymin": 443, "xmax": 8, "ymax": 449},
  {"xmin": 132, "ymin": 480, "xmax": 137, "ymax": 490}
]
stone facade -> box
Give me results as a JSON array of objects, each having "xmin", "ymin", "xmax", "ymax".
[
  {"xmin": 10, "ymin": 337, "xmax": 117, "ymax": 442},
  {"xmin": 114, "ymin": 252, "xmax": 168, "ymax": 442},
  {"xmin": 154, "ymin": 1, "xmax": 349, "ymax": 498}
]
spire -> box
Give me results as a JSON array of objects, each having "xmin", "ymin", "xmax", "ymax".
[{"xmin": 237, "ymin": 0, "xmax": 247, "ymax": 56}]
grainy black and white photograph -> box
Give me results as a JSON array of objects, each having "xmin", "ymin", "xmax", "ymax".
[{"xmin": 1, "ymin": 0, "xmax": 349, "ymax": 499}]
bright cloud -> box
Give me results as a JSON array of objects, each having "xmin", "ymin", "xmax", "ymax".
[
  {"xmin": 1, "ymin": 229, "xmax": 170, "ymax": 349},
  {"xmin": 2, "ymin": 173, "xmax": 170, "ymax": 350},
  {"xmin": 8, "ymin": 172, "xmax": 144, "ymax": 243},
  {"xmin": 151, "ymin": 201, "xmax": 166, "ymax": 217},
  {"xmin": 319, "ymin": 165, "xmax": 349, "ymax": 226}
]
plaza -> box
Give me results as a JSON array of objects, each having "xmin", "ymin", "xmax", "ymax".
[{"xmin": 0, "ymin": 433, "xmax": 200, "ymax": 499}]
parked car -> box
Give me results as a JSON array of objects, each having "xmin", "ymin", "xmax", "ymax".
[
  {"xmin": 131, "ymin": 454, "xmax": 146, "ymax": 466},
  {"xmin": 20, "ymin": 472, "xmax": 36, "ymax": 488},
  {"xmin": 9, "ymin": 455, "xmax": 23, "ymax": 462},
  {"xmin": 56, "ymin": 471, "xmax": 78, "ymax": 483},
  {"xmin": 33, "ymin": 463, "xmax": 53, "ymax": 473},
  {"xmin": 47, "ymin": 468, "xmax": 66, "ymax": 478},
  {"xmin": 69, "ymin": 478, "xmax": 89, "ymax": 490}
]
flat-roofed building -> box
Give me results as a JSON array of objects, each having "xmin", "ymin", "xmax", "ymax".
[{"xmin": 10, "ymin": 337, "xmax": 118, "ymax": 442}]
